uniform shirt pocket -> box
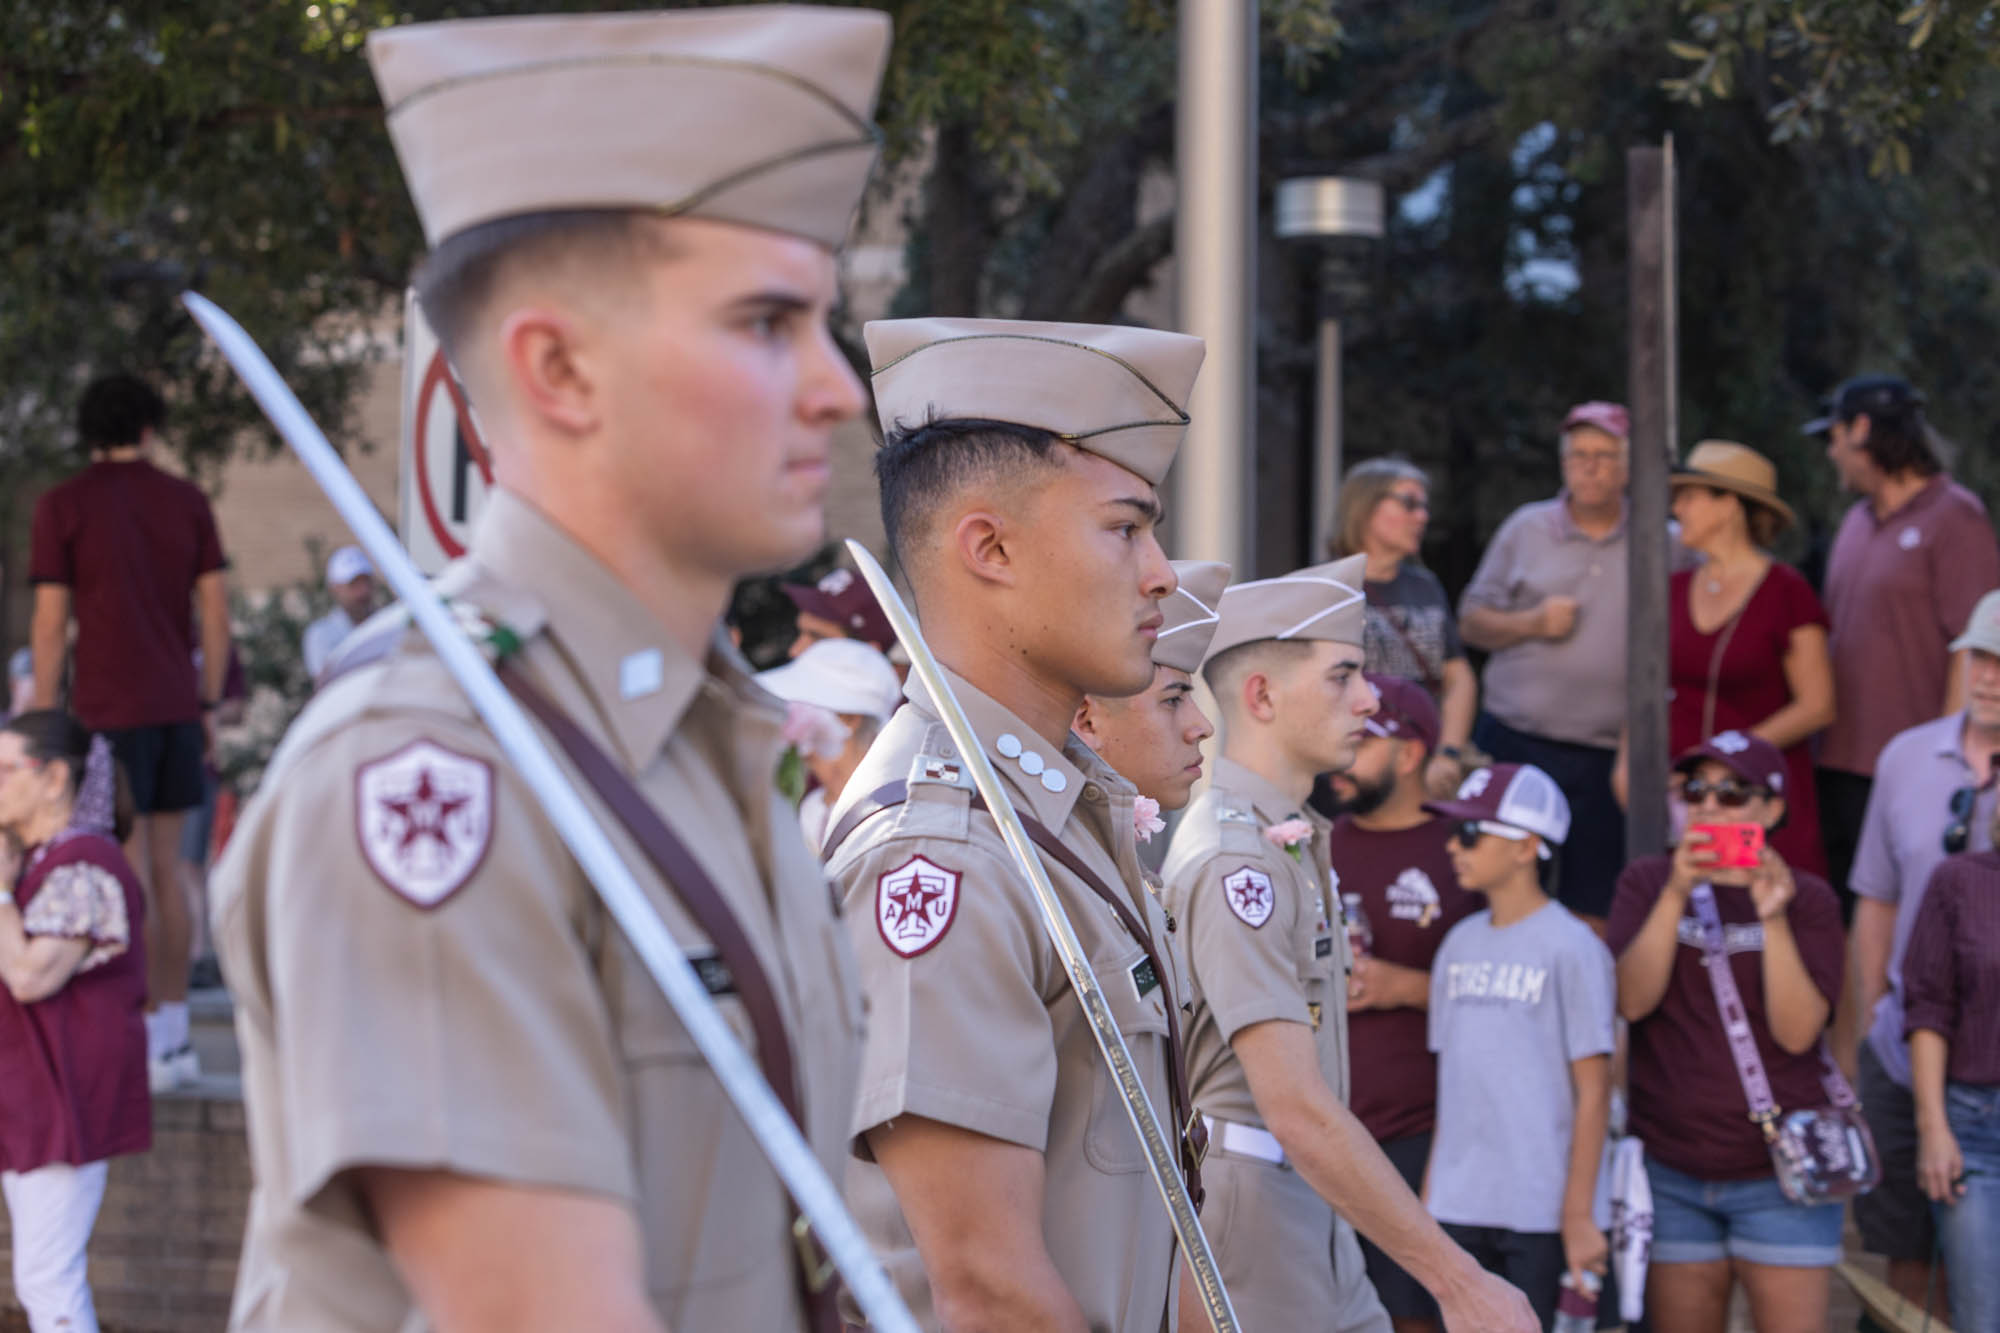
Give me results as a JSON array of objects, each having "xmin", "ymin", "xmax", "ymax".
[{"xmin": 1083, "ymin": 941, "xmax": 1176, "ymax": 1174}]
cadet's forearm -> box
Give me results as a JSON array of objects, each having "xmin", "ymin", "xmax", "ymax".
[
  {"xmin": 1562, "ymin": 1054, "xmax": 1610, "ymax": 1225},
  {"xmin": 1236, "ymin": 1021, "xmax": 1479, "ymax": 1297}
]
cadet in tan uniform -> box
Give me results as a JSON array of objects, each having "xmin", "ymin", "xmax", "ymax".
[
  {"xmin": 821, "ymin": 318, "xmax": 1206, "ymax": 1333},
  {"xmin": 208, "ymin": 10, "xmax": 890, "ymax": 1331},
  {"xmin": 1163, "ymin": 558, "xmax": 1540, "ymax": 1333}
]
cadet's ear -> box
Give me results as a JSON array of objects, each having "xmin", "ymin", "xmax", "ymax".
[
  {"xmin": 1240, "ymin": 670, "xmax": 1279, "ymax": 725},
  {"xmin": 1073, "ymin": 698, "xmax": 1105, "ymax": 751},
  {"xmin": 950, "ymin": 509, "xmax": 1015, "ymax": 588},
  {"xmin": 495, "ymin": 300, "xmax": 601, "ymax": 440}
]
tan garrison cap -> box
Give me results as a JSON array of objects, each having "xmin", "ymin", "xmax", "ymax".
[
  {"xmin": 864, "ymin": 317, "xmax": 1206, "ymax": 486},
  {"xmin": 1154, "ymin": 561, "xmax": 1231, "ymax": 674},
  {"xmin": 1203, "ymin": 554, "xmax": 1369, "ymax": 662},
  {"xmin": 367, "ymin": 7, "xmax": 891, "ymax": 249}
]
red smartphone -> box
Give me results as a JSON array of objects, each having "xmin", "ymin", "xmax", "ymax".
[{"xmin": 1690, "ymin": 822, "xmax": 1765, "ymax": 869}]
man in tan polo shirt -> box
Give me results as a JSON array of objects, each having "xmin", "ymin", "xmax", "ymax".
[
  {"xmin": 208, "ymin": 9, "xmax": 890, "ymax": 1330},
  {"xmin": 1164, "ymin": 557, "xmax": 1539, "ymax": 1333},
  {"xmin": 822, "ymin": 317, "xmax": 1208, "ymax": 1333}
]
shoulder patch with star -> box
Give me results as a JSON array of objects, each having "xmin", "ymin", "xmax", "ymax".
[
  {"xmin": 1221, "ymin": 864, "xmax": 1277, "ymax": 928},
  {"xmin": 876, "ymin": 854, "xmax": 961, "ymax": 957},
  {"xmin": 355, "ymin": 739, "xmax": 495, "ymax": 909}
]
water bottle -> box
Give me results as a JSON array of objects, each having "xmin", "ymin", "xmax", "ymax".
[
  {"xmin": 1552, "ymin": 1271, "xmax": 1600, "ymax": 1333},
  {"xmin": 1341, "ymin": 892, "xmax": 1373, "ymax": 958}
]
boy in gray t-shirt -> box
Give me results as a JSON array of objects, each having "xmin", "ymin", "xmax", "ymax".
[{"xmin": 1423, "ymin": 764, "xmax": 1616, "ymax": 1329}]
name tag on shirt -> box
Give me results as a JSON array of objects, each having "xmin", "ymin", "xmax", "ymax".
[
  {"xmin": 1130, "ymin": 957, "xmax": 1160, "ymax": 1001},
  {"xmin": 1316, "ymin": 935, "xmax": 1334, "ymax": 959},
  {"xmin": 690, "ymin": 953, "xmax": 736, "ymax": 997}
]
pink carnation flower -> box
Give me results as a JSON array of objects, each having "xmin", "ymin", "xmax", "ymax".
[
  {"xmin": 1133, "ymin": 795, "xmax": 1166, "ymax": 844},
  {"xmin": 780, "ymin": 701, "xmax": 850, "ymax": 760},
  {"xmin": 1263, "ymin": 817, "xmax": 1313, "ymax": 848}
]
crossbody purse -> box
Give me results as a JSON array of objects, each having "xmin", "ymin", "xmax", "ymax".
[{"xmin": 1689, "ymin": 884, "xmax": 1880, "ymax": 1205}]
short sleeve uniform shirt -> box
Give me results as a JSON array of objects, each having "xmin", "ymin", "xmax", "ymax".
[{"xmin": 212, "ymin": 491, "xmax": 862, "ymax": 1331}]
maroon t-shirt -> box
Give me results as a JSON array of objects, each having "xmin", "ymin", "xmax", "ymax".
[
  {"xmin": 1328, "ymin": 815, "xmax": 1477, "ymax": 1142},
  {"xmin": 1607, "ymin": 856, "xmax": 1846, "ymax": 1180},
  {"xmin": 29, "ymin": 459, "xmax": 228, "ymax": 730},
  {"xmin": 0, "ymin": 833, "xmax": 151, "ymax": 1172},
  {"xmin": 1668, "ymin": 563, "xmax": 1829, "ymax": 875}
]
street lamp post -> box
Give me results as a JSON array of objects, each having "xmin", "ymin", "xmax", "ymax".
[{"xmin": 1276, "ymin": 176, "xmax": 1384, "ymax": 562}]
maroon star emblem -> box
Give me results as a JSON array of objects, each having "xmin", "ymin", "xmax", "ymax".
[
  {"xmin": 875, "ymin": 855, "xmax": 961, "ymax": 957},
  {"xmin": 883, "ymin": 870, "xmax": 948, "ymax": 939},
  {"xmin": 381, "ymin": 768, "xmax": 469, "ymax": 858},
  {"xmin": 1229, "ymin": 878, "xmax": 1270, "ymax": 914}
]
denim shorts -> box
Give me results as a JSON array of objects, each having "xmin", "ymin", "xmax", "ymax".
[{"xmin": 1646, "ymin": 1157, "xmax": 1845, "ymax": 1267}]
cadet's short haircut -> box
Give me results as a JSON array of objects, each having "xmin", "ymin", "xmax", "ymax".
[
  {"xmin": 874, "ymin": 417, "xmax": 1066, "ymax": 571},
  {"xmin": 76, "ymin": 375, "xmax": 165, "ymax": 451},
  {"xmin": 413, "ymin": 208, "xmax": 672, "ymax": 365},
  {"xmin": 1201, "ymin": 638, "xmax": 1317, "ymax": 707}
]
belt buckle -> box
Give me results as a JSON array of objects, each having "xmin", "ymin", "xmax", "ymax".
[{"xmin": 792, "ymin": 1214, "xmax": 836, "ymax": 1293}]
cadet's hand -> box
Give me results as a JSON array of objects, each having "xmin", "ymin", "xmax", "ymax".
[
  {"xmin": 1537, "ymin": 595, "xmax": 1580, "ymax": 641},
  {"xmin": 1561, "ymin": 1212, "xmax": 1608, "ymax": 1292},
  {"xmin": 1436, "ymin": 1264, "xmax": 1539, "ymax": 1333},
  {"xmin": 1748, "ymin": 847, "xmax": 1795, "ymax": 921}
]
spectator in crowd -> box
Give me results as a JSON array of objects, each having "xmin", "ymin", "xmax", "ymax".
[
  {"xmin": 1324, "ymin": 674, "xmax": 1479, "ymax": 1333},
  {"xmin": 1423, "ymin": 764, "xmax": 1615, "ymax": 1329},
  {"xmin": 1844, "ymin": 589, "xmax": 2000, "ymax": 1314},
  {"xmin": 755, "ymin": 638, "xmax": 901, "ymax": 850},
  {"xmin": 300, "ymin": 545, "xmax": 378, "ymax": 682},
  {"xmin": 0, "ymin": 711, "xmax": 151, "ymax": 1333},
  {"xmin": 781, "ymin": 564, "xmax": 897, "ymax": 658},
  {"xmin": 1663, "ymin": 441, "xmax": 1834, "ymax": 875},
  {"xmin": 1610, "ymin": 732, "xmax": 1847, "ymax": 1333},
  {"xmin": 1333, "ymin": 457, "xmax": 1478, "ymax": 797},
  {"xmin": 28, "ymin": 374, "xmax": 230, "ymax": 1092},
  {"xmin": 1903, "ymin": 828, "xmax": 2000, "ymax": 1333},
  {"xmin": 1461, "ymin": 401, "xmax": 1633, "ymax": 929},
  {"xmin": 1808, "ymin": 375, "xmax": 2000, "ymax": 913}
]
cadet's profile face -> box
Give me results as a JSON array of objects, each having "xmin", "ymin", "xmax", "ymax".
[
  {"xmin": 598, "ymin": 217, "xmax": 866, "ymax": 578},
  {"xmin": 1077, "ymin": 665, "xmax": 1214, "ymax": 810},
  {"xmin": 1271, "ymin": 640, "xmax": 1378, "ymax": 772},
  {"xmin": 1008, "ymin": 449, "xmax": 1176, "ymax": 698}
]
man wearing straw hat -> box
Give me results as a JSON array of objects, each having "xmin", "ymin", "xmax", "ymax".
[
  {"xmin": 1163, "ymin": 557, "xmax": 1539, "ymax": 1333},
  {"xmin": 208, "ymin": 9, "xmax": 891, "ymax": 1330},
  {"xmin": 821, "ymin": 317, "xmax": 1208, "ymax": 1332}
]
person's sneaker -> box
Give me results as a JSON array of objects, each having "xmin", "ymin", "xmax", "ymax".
[{"xmin": 148, "ymin": 1044, "xmax": 200, "ymax": 1093}]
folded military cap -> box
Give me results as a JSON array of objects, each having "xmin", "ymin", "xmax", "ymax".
[
  {"xmin": 1203, "ymin": 554, "xmax": 1369, "ymax": 662},
  {"xmin": 1153, "ymin": 561, "xmax": 1231, "ymax": 674},
  {"xmin": 864, "ymin": 317, "xmax": 1206, "ymax": 486},
  {"xmin": 367, "ymin": 6, "xmax": 891, "ymax": 249}
]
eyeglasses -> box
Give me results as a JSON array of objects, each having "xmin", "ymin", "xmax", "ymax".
[
  {"xmin": 1387, "ymin": 493, "xmax": 1429, "ymax": 513},
  {"xmin": 1680, "ymin": 777, "xmax": 1765, "ymax": 809},
  {"xmin": 1451, "ymin": 819, "xmax": 1532, "ymax": 849},
  {"xmin": 1564, "ymin": 450, "xmax": 1622, "ymax": 469}
]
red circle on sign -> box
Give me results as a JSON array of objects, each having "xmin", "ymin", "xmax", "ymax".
[{"xmin": 413, "ymin": 350, "xmax": 492, "ymax": 560}]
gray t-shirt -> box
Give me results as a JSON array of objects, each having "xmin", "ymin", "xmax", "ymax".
[
  {"xmin": 1364, "ymin": 562, "xmax": 1463, "ymax": 692},
  {"xmin": 1426, "ymin": 899, "xmax": 1615, "ymax": 1232}
]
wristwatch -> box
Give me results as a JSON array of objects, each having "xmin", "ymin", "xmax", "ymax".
[{"xmin": 1438, "ymin": 745, "xmax": 1468, "ymax": 766}]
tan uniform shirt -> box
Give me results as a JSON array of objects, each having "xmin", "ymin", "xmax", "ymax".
[
  {"xmin": 1164, "ymin": 756, "xmax": 1350, "ymax": 1125},
  {"xmin": 212, "ymin": 491, "xmax": 862, "ymax": 1331},
  {"xmin": 824, "ymin": 669, "xmax": 1182, "ymax": 1333}
]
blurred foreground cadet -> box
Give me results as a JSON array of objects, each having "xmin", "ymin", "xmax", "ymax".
[
  {"xmin": 208, "ymin": 8, "xmax": 890, "ymax": 1331},
  {"xmin": 1163, "ymin": 559, "xmax": 1540, "ymax": 1333},
  {"xmin": 822, "ymin": 316, "xmax": 1207, "ymax": 1332}
]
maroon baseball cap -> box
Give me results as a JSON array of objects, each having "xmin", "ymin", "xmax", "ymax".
[
  {"xmin": 1563, "ymin": 401, "xmax": 1630, "ymax": 440},
  {"xmin": 1672, "ymin": 730, "xmax": 1787, "ymax": 795},
  {"xmin": 781, "ymin": 567, "xmax": 895, "ymax": 652},
  {"xmin": 1362, "ymin": 673, "xmax": 1440, "ymax": 753}
]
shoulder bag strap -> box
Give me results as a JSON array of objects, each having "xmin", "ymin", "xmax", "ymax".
[
  {"xmin": 827, "ymin": 781, "xmax": 1206, "ymax": 1206},
  {"xmin": 1365, "ymin": 586, "xmax": 1444, "ymax": 696},
  {"xmin": 1688, "ymin": 884, "xmax": 1783, "ymax": 1137},
  {"xmin": 497, "ymin": 661, "xmax": 840, "ymax": 1332}
]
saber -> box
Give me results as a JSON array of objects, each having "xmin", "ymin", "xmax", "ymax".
[
  {"xmin": 184, "ymin": 292, "xmax": 919, "ymax": 1333},
  {"xmin": 844, "ymin": 539, "xmax": 1242, "ymax": 1333}
]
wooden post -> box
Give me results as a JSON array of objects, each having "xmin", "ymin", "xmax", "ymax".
[{"xmin": 1626, "ymin": 140, "xmax": 1677, "ymax": 859}]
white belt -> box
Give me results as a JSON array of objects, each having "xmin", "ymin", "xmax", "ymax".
[{"xmin": 1203, "ymin": 1115, "xmax": 1287, "ymax": 1167}]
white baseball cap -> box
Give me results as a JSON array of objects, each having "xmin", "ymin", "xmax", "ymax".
[
  {"xmin": 756, "ymin": 638, "xmax": 901, "ymax": 723},
  {"xmin": 1425, "ymin": 762, "xmax": 1572, "ymax": 858},
  {"xmin": 326, "ymin": 545, "xmax": 373, "ymax": 587}
]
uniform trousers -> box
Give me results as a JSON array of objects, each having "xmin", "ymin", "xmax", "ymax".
[
  {"xmin": 1202, "ymin": 1150, "xmax": 1391, "ymax": 1333},
  {"xmin": 2, "ymin": 1160, "xmax": 108, "ymax": 1333}
]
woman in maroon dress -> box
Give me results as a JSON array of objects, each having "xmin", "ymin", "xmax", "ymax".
[
  {"xmin": 0, "ymin": 711, "xmax": 150, "ymax": 1333},
  {"xmin": 1665, "ymin": 442, "xmax": 1836, "ymax": 874}
]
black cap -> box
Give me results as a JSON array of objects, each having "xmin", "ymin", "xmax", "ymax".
[{"xmin": 1801, "ymin": 375, "xmax": 1926, "ymax": 437}]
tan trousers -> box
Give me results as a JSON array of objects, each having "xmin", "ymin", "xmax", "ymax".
[{"xmin": 1202, "ymin": 1151, "xmax": 1392, "ymax": 1333}]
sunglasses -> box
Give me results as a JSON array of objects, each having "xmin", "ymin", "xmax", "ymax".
[
  {"xmin": 1679, "ymin": 777, "xmax": 1766, "ymax": 808},
  {"xmin": 1942, "ymin": 756, "xmax": 2000, "ymax": 856},
  {"xmin": 1451, "ymin": 819, "xmax": 1532, "ymax": 849},
  {"xmin": 1387, "ymin": 492, "xmax": 1430, "ymax": 513}
]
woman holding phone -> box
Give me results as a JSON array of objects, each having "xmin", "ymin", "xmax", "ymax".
[{"xmin": 1607, "ymin": 732, "xmax": 1849, "ymax": 1333}]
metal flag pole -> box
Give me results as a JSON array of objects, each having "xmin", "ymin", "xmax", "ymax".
[
  {"xmin": 182, "ymin": 293, "xmax": 919, "ymax": 1333},
  {"xmin": 843, "ymin": 539, "xmax": 1242, "ymax": 1333}
]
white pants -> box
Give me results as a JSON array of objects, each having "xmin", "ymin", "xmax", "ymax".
[{"xmin": 2, "ymin": 1160, "xmax": 107, "ymax": 1333}]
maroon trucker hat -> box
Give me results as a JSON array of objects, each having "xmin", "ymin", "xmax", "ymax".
[
  {"xmin": 1424, "ymin": 762, "xmax": 1572, "ymax": 848},
  {"xmin": 1563, "ymin": 401, "xmax": 1630, "ymax": 439},
  {"xmin": 781, "ymin": 567, "xmax": 895, "ymax": 652},
  {"xmin": 1672, "ymin": 730, "xmax": 1787, "ymax": 795},
  {"xmin": 1362, "ymin": 673, "xmax": 1440, "ymax": 753}
]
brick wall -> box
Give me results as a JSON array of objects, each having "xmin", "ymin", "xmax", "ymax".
[{"xmin": 0, "ymin": 1094, "xmax": 249, "ymax": 1333}]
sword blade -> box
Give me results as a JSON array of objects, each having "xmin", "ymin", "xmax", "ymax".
[
  {"xmin": 185, "ymin": 292, "xmax": 918, "ymax": 1333},
  {"xmin": 843, "ymin": 539, "xmax": 1241, "ymax": 1333}
]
